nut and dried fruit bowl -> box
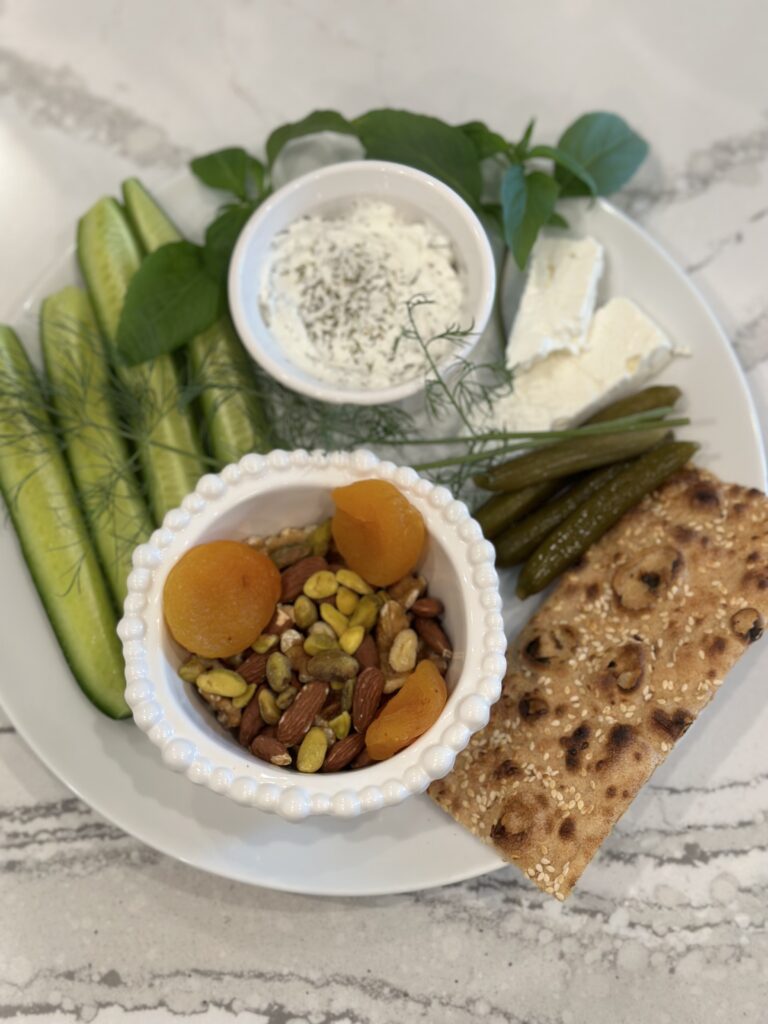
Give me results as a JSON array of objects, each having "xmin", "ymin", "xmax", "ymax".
[{"xmin": 119, "ymin": 449, "xmax": 506, "ymax": 821}]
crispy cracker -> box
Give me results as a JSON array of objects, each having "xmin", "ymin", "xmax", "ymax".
[{"xmin": 430, "ymin": 468, "xmax": 768, "ymax": 899}]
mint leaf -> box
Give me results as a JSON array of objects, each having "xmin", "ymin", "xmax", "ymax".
[
  {"xmin": 503, "ymin": 171, "xmax": 560, "ymax": 268},
  {"xmin": 117, "ymin": 242, "xmax": 222, "ymax": 365},
  {"xmin": 266, "ymin": 110, "xmax": 357, "ymax": 167},
  {"xmin": 203, "ymin": 203, "xmax": 257, "ymax": 283},
  {"xmin": 190, "ymin": 148, "xmax": 264, "ymax": 201},
  {"xmin": 459, "ymin": 120, "xmax": 511, "ymax": 161},
  {"xmin": 555, "ymin": 112, "xmax": 648, "ymax": 196},
  {"xmin": 527, "ymin": 144, "xmax": 597, "ymax": 197},
  {"xmin": 547, "ymin": 210, "xmax": 569, "ymax": 229},
  {"xmin": 514, "ymin": 118, "xmax": 536, "ymax": 159},
  {"xmin": 354, "ymin": 109, "xmax": 482, "ymax": 206},
  {"xmin": 501, "ymin": 164, "xmax": 527, "ymax": 250}
]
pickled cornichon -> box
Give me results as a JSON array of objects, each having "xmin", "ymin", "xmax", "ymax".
[
  {"xmin": 494, "ymin": 461, "xmax": 628, "ymax": 567},
  {"xmin": 474, "ymin": 480, "xmax": 562, "ymax": 540},
  {"xmin": 585, "ymin": 385, "xmax": 682, "ymax": 425},
  {"xmin": 516, "ymin": 441, "xmax": 698, "ymax": 598},
  {"xmin": 474, "ymin": 426, "xmax": 669, "ymax": 493}
]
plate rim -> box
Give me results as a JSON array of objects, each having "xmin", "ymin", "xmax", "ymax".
[{"xmin": 1, "ymin": 190, "xmax": 764, "ymax": 896}]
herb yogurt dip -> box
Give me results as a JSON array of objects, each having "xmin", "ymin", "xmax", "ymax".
[{"xmin": 259, "ymin": 199, "xmax": 464, "ymax": 389}]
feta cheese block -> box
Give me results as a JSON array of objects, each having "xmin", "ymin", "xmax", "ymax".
[
  {"xmin": 506, "ymin": 234, "xmax": 604, "ymax": 371},
  {"xmin": 486, "ymin": 298, "xmax": 677, "ymax": 433}
]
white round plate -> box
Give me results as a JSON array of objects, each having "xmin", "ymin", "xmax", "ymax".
[{"xmin": 1, "ymin": 176, "xmax": 764, "ymax": 896}]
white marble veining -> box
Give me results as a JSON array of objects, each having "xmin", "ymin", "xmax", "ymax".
[{"xmin": 1, "ymin": 1, "xmax": 767, "ymax": 1021}]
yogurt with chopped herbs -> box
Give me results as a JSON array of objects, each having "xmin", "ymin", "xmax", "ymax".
[{"xmin": 259, "ymin": 199, "xmax": 464, "ymax": 389}]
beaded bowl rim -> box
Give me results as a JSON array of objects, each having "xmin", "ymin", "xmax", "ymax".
[{"xmin": 119, "ymin": 449, "xmax": 507, "ymax": 821}]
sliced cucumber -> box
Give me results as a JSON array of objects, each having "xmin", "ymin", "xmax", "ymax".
[
  {"xmin": 77, "ymin": 197, "xmax": 205, "ymax": 522},
  {"xmin": 41, "ymin": 286, "xmax": 154, "ymax": 606},
  {"xmin": 122, "ymin": 178, "xmax": 272, "ymax": 464},
  {"xmin": 122, "ymin": 177, "xmax": 180, "ymax": 251},
  {"xmin": 0, "ymin": 326, "xmax": 130, "ymax": 719}
]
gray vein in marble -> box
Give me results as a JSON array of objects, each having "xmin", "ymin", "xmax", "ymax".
[
  {"xmin": 0, "ymin": 46, "xmax": 189, "ymax": 168},
  {"xmin": 733, "ymin": 304, "xmax": 768, "ymax": 370},
  {"xmin": 621, "ymin": 114, "xmax": 768, "ymax": 217}
]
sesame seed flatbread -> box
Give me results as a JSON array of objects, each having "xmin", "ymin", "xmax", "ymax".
[{"xmin": 429, "ymin": 467, "xmax": 768, "ymax": 899}]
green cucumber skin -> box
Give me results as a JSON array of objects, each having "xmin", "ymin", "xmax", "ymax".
[
  {"xmin": 122, "ymin": 178, "xmax": 180, "ymax": 252},
  {"xmin": 77, "ymin": 197, "xmax": 205, "ymax": 522},
  {"xmin": 122, "ymin": 178, "xmax": 272, "ymax": 463},
  {"xmin": 41, "ymin": 286, "xmax": 154, "ymax": 606},
  {"xmin": 0, "ymin": 326, "xmax": 130, "ymax": 719},
  {"xmin": 189, "ymin": 317, "xmax": 272, "ymax": 463}
]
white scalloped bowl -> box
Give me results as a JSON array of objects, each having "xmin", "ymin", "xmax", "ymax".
[{"xmin": 119, "ymin": 449, "xmax": 506, "ymax": 821}]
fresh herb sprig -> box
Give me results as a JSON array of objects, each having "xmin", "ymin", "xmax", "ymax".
[{"xmin": 117, "ymin": 107, "xmax": 648, "ymax": 366}]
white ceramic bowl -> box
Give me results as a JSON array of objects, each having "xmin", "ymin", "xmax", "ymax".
[
  {"xmin": 119, "ymin": 450, "xmax": 506, "ymax": 821},
  {"xmin": 228, "ymin": 160, "xmax": 496, "ymax": 406}
]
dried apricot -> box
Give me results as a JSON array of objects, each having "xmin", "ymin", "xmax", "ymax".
[
  {"xmin": 164, "ymin": 540, "xmax": 280, "ymax": 658},
  {"xmin": 365, "ymin": 660, "xmax": 447, "ymax": 760},
  {"xmin": 331, "ymin": 479, "xmax": 426, "ymax": 587}
]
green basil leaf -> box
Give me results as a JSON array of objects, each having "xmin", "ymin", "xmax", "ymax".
[
  {"xmin": 266, "ymin": 110, "xmax": 357, "ymax": 167},
  {"xmin": 190, "ymin": 147, "xmax": 263, "ymax": 201},
  {"xmin": 547, "ymin": 210, "xmax": 569, "ymax": 229},
  {"xmin": 459, "ymin": 120, "xmax": 511, "ymax": 161},
  {"xmin": 514, "ymin": 118, "xmax": 536, "ymax": 159},
  {"xmin": 505, "ymin": 172, "xmax": 560, "ymax": 269},
  {"xmin": 203, "ymin": 203, "xmax": 257, "ymax": 284},
  {"xmin": 117, "ymin": 242, "xmax": 222, "ymax": 365},
  {"xmin": 527, "ymin": 144, "xmax": 597, "ymax": 197},
  {"xmin": 555, "ymin": 112, "xmax": 648, "ymax": 196},
  {"xmin": 500, "ymin": 164, "xmax": 527, "ymax": 250},
  {"xmin": 354, "ymin": 109, "xmax": 482, "ymax": 206}
]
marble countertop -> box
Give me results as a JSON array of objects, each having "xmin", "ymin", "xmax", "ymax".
[{"xmin": 1, "ymin": 1, "xmax": 767, "ymax": 1021}]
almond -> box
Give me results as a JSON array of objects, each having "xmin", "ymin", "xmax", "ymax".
[
  {"xmin": 251, "ymin": 734, "xmax": 292, "ymax": 766},
  {"xmin": 352, "ymin": 666, "xmax": 385, "ymax": 733},
  {"xmin": 350, "ymin": 747, "xmax": 374, "ymax": 769},
  {"xmin": 237, "ymin": 651, "xmax": 269, "ymax": 686},
  {"xmin": 238, "ymin": 686, "xmax": 266, "ymax": 747},
  {"xmin": 276, "ymin": 681, "xmax": 329, "ymax": 745},
  {"xmin": 280, "ymin": 555, "xmax": 328, "ymax": 602},
  {"xmin": 411, "ymin": 597, "xmax": 444, "ymax": 618},
  {"xmin": 265, "ymin": 604, "xmax": 296, "ymax": 636},
  {"xmin": 414, "ymin": 617, "xmax": 453, "ymax": 659},
  {"xmin": 321, "ymin": 732, "xmax": 365, "ymax": 772},
  {"xmin": 355, "ymin": 633, "xmax": 380, "ymax": 670}
]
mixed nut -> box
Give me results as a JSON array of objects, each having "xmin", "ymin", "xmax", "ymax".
[{"xmin": 175, "ymin": 518, "xmax": 453, "ymax": 773}]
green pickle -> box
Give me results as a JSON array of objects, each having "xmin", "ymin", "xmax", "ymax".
[{"xmin": 516, "ymin": 441, "xmax": 698, "ymax": 598}]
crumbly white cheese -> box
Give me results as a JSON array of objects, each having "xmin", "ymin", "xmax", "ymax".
[
  {"xmin": 506, "ymin": 234, "xmax": 604, "ymax": 371},
  {"xmin": 260, "ymin": 199, "xmax": 464, "ymax": 389},
  {"xmin": 483, "ymin": 297, "xmax": 677, "ymax": 433}
]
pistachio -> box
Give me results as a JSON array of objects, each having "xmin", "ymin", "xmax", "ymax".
[
  {"xmin": 293, "ymin": 594, "xmax": 318, "ymax": 630},
  {"xmin": 251, "ymin": 633, "xmax": 279, "ymax": 654},
  {"xmin": 307, "ymin": 649, "xmax": 359, "ymax": 681},
  {"xmin": 330, "ymin": 680, "xmax": 345, "ymax": 692},
  {"xmin": 297, "ymin": 726, "xmax": 329, "ymax": 773},
  {"xmin": 387, "ymin": 574, "xmax": 426, "ymax": 610},
  {"xmin": 309, "ymin": 519, "xmax": 332, "ymax": 557},
  {"xmin": 320, "ymin": 603, "xmax": 350, "ymax": 637},
  {"xmin": 196, "ymin": 668, "xmax": 248, "ymax": 698},
  {"xmin": 279, "ymin": 628, "xmax": 304, "ymax": 654},
  {"xmin": 266, "ymin": 652, "xmax": 293, "ymax": 693},
  {"xmin": 309, "ymin": 620, "xmax": 336, "ymax": 639},
  {"xmin": 178, "ymin": 656, "xmax": 209, "ymax": 683},
  {"xmin": 258, "ymin": 686, "xmax": 281, "ymax": 725},
  {"xmin": 340, "ymin": 625, "xmax": 365, "ymax": 655},
  {"xmin": 383, "ymin": 673, "xmax": 408, "ymax": 694},
  {"xmin": 389, "ymin": 628, "xmax": 418, "ymax": 674},
  {"xmin": 232, "ymin": 682, "xmax": 257, "ymax": 709},
  {"xmin": 336, "ymin": 568, "xmax": 373, "ymax": 595},
  {"xmin": 303, "ymin": 570, "xmax": 339, "ymax": 601},
  {"xmin": 349, "ymin": 594, "xmax": 381, "ymax": 631},
  {"xmin": 336, "ymin": 586, "xmax": 360, "ymax": 616},
  {"xmin": 328, "ymin": 710, "xmax": 351, "ymax": 740},
  {"xmin": 303, "ymin": 632, "xmax": 338, "ymax": 656},
  {"xmin": 271, "ymin": 542, "xmax": 312, "ymax": 569},
  {"xmin": 341, "ymin": 676, "xmax": 356, "ymax": 712},
  {"xmin": 276, "ymin": 685, "xmax": 299, "ymax": 710}
]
